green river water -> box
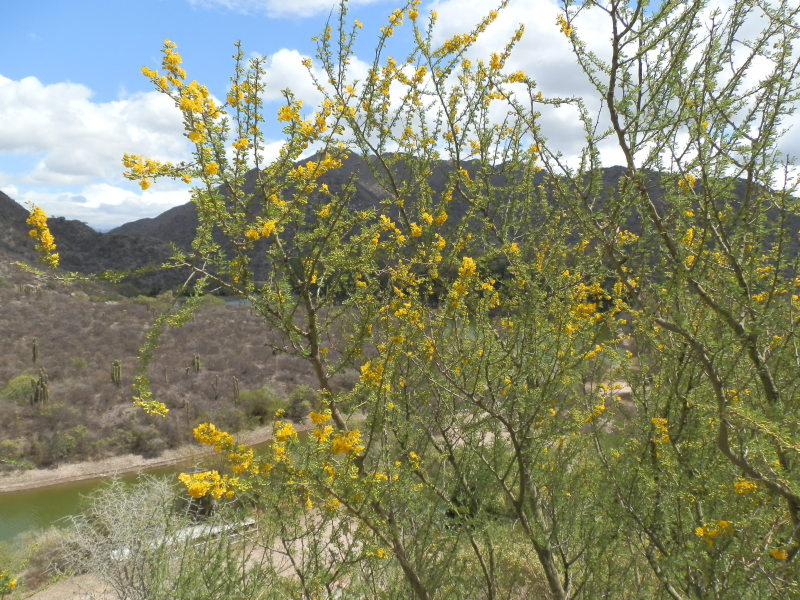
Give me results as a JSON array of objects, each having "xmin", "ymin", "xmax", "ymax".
[
  {"xmin": 0, "ymin": 464, "xmax": 182, "ymax": 543},
  {"xmin": 0, "ymin": 435, "xmax": 285, "ymax": 543}
]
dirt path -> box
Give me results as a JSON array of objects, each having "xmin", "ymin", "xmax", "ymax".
[{"xmin": 0, "ymin": 422, "xmax": 313, "ymax": 495}]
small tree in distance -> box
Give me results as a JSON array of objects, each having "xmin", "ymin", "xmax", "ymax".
[{"xmin": 29, "ymin": 0, "xmax": 800, "ymax": 598}]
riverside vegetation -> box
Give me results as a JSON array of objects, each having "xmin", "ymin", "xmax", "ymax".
[{"xmin": 5, "ymin": 0, "xmax": 800, "ymax": 598}]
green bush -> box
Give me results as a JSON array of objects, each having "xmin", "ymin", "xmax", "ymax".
[
  {"xmin": 238, "ymin": 386, "xmax": 284, "ymax": 424},
  {"xmin": 1, "ymin": 373, "xmax": 35, "ymax": 404},
  {"xmin": 68, "ymin": 357, "xmax": 88, "ymax": 370},
  {"xmin": 285, "ymin": 385, "xmax": 319, "ymax": 421}
]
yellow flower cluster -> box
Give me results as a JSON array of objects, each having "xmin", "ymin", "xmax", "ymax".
[
  {"xmin": 695, "ymin": 520, "xmax": 732, "ymax": 547},
  {"xmin": 26, "ymin": 205, "xmax": 59, "ymax": 268},
  {"xmin": 178, "ymin": 80, "xmax": 214, "ymax": 115},
  {"xmin": 770, "ymin": 548, "xmax": 789, "ymax": 560},
  {"xmin": 0, "ymin": 569, "xmax": 17, "ymax": 594},
  {"xmin": 313, "ymin": 425, "xmax": 334, "ymax": 444},
  {"xmin": 331, "ymin": 429, "xmax": 364, "ymax": 455},
  {"xmin": 651, "ymin": 417, "xmax": 670, "ymax": 443},
  {"xmin": 178, "ymin": 470, "xmax": 238, "ymax": 499},
  {"xmin": 274, "ymin": 421, "xmax": 297, "ymax": 442},
  {"xmin": 227, "ymin": 445, "xmax": 255, "ymax": 474},
  {"xmin": 617, "ymin": 230, "xmax": 639, "ymax": 246},
  {"xmin": 733, "ymin": 477, "xmax": 758, "ymax": 494},
  {"xmin": 309, "ymin": 410, "xmax": 331, "ymax": 425},
  {"xmin": 678, "ymin": 173, "xmax": 697, "ymax": 192},
  {"xmin": 360, "ymin": 361, "xmax": 385, "ymax": 386},
  {"xmin": 139, "ymin": 40, "xmax": 185, "ymax": 92},
  {"xmin": 193, "ymin": 422, "xmax": 235, "ymax": 452},
  {"xmin": 458, "ymin": 256, "xmax": 477, "ymax": 278},
  {"xmin": 122, "ymin": 153, "xmax": 174, "ymax": 190},
  {"xmin": 585, "ymin": 396, "xmax": 606, "ymax": 423},
  {"xmin": 556, "ymin": 14, "xmax": 573, "ymax": 37},
  {"xmin": 227, "ymin": 80, "xmax": 254, "ymax": 108}
]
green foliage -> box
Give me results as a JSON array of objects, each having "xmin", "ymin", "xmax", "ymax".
[
  {"xmin": 285, "ymin": 385, "xmax": 319, "ymax": 421},
  {"xmin": 68, "ymin": 356, "xmax": 88, "ymax": 370},
  {"xmin": 237, "ymin": 386, "xmax": 284, "ymax": 424},
  {"xmin": 1, "ymin": 374, "xmax": 36, "ymax": 404},
  {"xmin": 28, "ymin": 0, "xmax": 800, "ymax": 598}
]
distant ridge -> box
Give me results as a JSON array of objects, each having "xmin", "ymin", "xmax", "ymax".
[
  {"xmin": 4, "ymin": 157, "xmax": 781, "ymax": 292},
  {"xmin": 0, "ymin": 189, "xmax": 179, "ymax": 292}
]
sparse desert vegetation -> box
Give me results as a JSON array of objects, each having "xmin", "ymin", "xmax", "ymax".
[{"xmin": 0, "ymin": 271, "xmax": 352, "ymax": 471}]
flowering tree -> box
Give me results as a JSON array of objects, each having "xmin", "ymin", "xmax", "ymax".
[
  {"xmin": 29, "ymin": 0, "xmax": 800, "ymax": 598},
  {"xmin": 0, "ymin": 570, "xmax": 16, "ymax": 599}
]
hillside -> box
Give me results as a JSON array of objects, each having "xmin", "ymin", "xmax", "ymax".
[
  {"xmin": 4, "ymin": 158, "xmax": 787, "ymax": 291},
  {"xmin": 0, "ymin": 275, "xmax": 352, "ymax": 471}
]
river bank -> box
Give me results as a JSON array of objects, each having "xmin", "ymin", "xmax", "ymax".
[{"xmin": 0, "ymin": 422, "xmax": 312, "ymax": 495}]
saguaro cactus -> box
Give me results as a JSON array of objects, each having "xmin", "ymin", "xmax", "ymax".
[
  {"xmin": 31, "ymin": 368, "xmax": 49, "ymax": 405},
  {"xmin": 32, "ymin": 338, "xmax": 39, "ymax": 364},
  {"xmin": 232, "ymin": 376, "xmax": 240, "ymax": 404},
  {"xmin": 192, "ymin": 354, "xmax": 201, "ymax": 373},
  {"xmin": 111, "ymin": 360, "xmax": 121, "ymax": 386}
]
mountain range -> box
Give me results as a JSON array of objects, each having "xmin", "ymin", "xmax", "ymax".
[
  {"xmin": 2, "ymin": 153, "xmax": 542, "ymax": 291},
  {"xmin": 2, "ymin": 156, "xmax": 770, "ymax": 293}
]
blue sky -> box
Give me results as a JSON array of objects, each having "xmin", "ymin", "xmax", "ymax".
[
  {"xmin": 0, "ymin": 0, "xmax": 795, "ymax": 230},
  {"xmin": 1, "ymin": 0, "xmax": 393, "ymax": 104},
  {"xmin": 1, "ymin": 0, "xmax": 412, "ymax": 229}
]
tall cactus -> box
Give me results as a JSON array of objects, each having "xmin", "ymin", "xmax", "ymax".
[
  {"xmin": 111, "ymin": 360, "xmax": 121, "ymax": 386},
  {"xmin": 192, "ymin": 354, "xmax": 201, "ymax": 373},
  {"xmin": 31, "ymin": 368, "xmax": 49, "ymax": 405},
  {"xmin": 32, "ymin": 338, "xmax": 39, "ymax": 364},
  {"xmin": 232, "ymin": 375, "xmax": 240, "ymax": 404}
]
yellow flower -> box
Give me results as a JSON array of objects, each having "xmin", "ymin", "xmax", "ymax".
[
  {"xmin": 261, "ymin": 220, "xmax": 277, "ymax": 237},
  {"xmin": 733, "ymin": 477, "xmax": 758, "ymax": 494},
  {"xmin": 204, "ymin": 162, "xmax": 219, "ymax": 175},
  {"xmin": 277, "ymin": 105, "xmax": 295, "ymax": 122},
  {"xmin": 309, "ymin": 410, "xmax": 331, "ymax": 425},
  {"xmin": 332, "ymin": 430, "xmax": 363, "ymax": 455},
  {"xmin": 556, "ymin": 14, "xmax": 573, "ymax": 37},
  {"xmin": 275, "ymin": 422, "xmax": 297, "ymax": 442},
  {"xmin": 313, "ymin": 424, "xmax": 333, "ymax": 444},
  {"xmin": 770, "ymin": 548, "xmax": 789, "ymax": 560},
  {"xmin": 458, "ymin": 256, "xmax": 477, "ymax": 278},
  {"xmin": 26, "ymin": 205, "xmax": 59, "ymax": 268}
]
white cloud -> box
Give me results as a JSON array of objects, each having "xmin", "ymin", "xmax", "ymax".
[
  {"xmin": 261, "ymin": 48, "xmax": 371, "ymax": 109},
  {"xmin": 422, "ymin": 0, "xmax": 614, "ymax": 163},
  {"xmin": 187, "ymin": 0, "xmax": 388, "ymax": 19},
  {"xmin": 9, "ymin": 185, "xmax": 192, "ymax": 232},
  {"xmin": 262, "ymin": 49, "xmax": 326, "ymax": 106},
  {"xmin": 0, "ymin": 74, "xmax": 194, "ymax": 229},
  {"xmin": 0, "ymin": 75, "xmax": 188, "ymax": 184}
]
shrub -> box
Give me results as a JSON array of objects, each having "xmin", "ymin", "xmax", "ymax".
[
  {"xmin": 285, "ymin": 385, "xmax": 319, "ymax": 421},
  {"xmin": 1, "ymin": 374, "xmax": 35, "ymax": 404},
  {"xmin": 238, "ymin": 386, "xmax": 284, "ymax": 424}
]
